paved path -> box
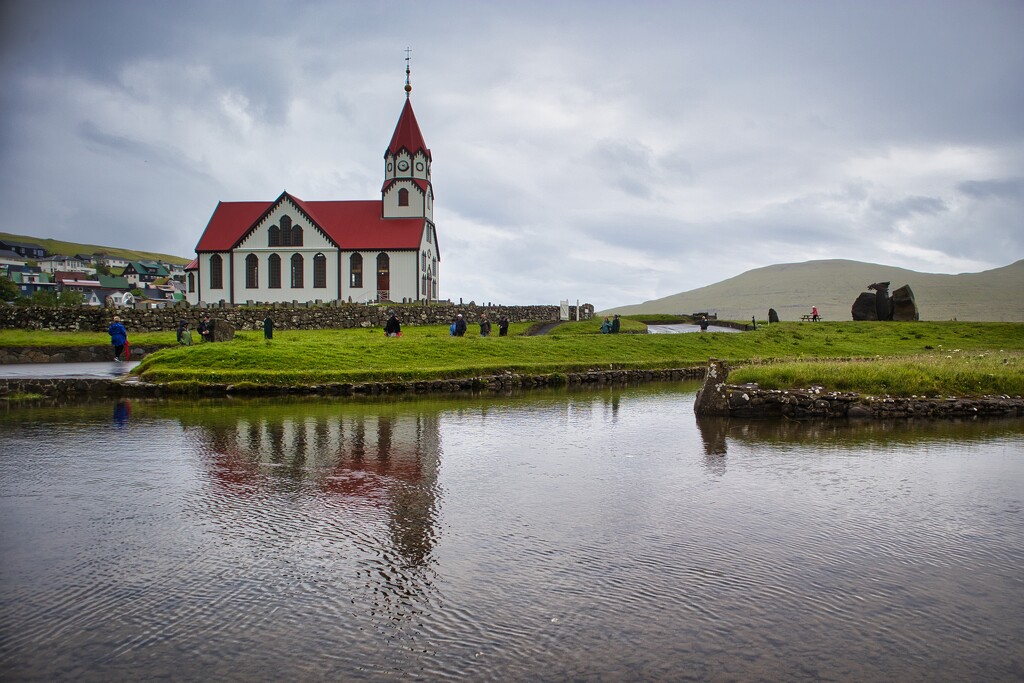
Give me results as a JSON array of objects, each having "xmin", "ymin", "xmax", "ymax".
[
  {"xmin": 0, "ymin": 361, "xmax": 140, "ymax": 379},
  {"xmin": 647, "ymin": 324, "xmax": 742, "ymax": 334}
]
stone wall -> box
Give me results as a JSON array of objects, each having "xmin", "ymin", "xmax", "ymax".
[
  {"xmin": 694, "ymin": 359, "xmax": 1024, "ymax": 419},
  {"xmin": 0, "ymin": 301, "xmax": 594, "ymax": 333}
]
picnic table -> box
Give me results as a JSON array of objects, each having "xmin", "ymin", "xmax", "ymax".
[{"xmin": 800, "ymin": 315, "xmax": 822, "ymax": 322}]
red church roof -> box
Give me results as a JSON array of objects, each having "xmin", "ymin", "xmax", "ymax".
[
  {"xmin": 195, "ymin": 194, "xmax": 427, "ymax": 253},
  {"xmin": 387, "ymin": 98, "xmax": 431, "ymax": 159}
]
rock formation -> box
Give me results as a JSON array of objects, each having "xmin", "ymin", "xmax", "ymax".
[
  {"xmin": 851, "ymin": 282, "xmax": 919, "ymax": 321},
  {"xmin": 768, "ymin": 308, "xmax": 779, "ymax": 323}
]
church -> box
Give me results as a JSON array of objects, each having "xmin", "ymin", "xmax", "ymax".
[{"xmin": 186, "ymin": 73, "xmax": 438, "ymax": 306}]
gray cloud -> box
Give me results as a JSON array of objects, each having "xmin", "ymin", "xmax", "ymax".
[{"xmin": 1, "ymin": 0, "xmax": 1022, "ymax": 309}]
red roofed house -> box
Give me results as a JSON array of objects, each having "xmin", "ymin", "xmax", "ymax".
[{"xmin": 188, "ymin": 84, "xmax": 438, "ymax": 306}]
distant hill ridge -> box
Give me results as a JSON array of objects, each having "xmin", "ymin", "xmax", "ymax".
[
  {"xmin": 0, "ymin": 232, "xmax": 190, "ymax": 266},
  {"xmin": 603, "ymin": 259, "xmax": 1024, "ymax": 322}
]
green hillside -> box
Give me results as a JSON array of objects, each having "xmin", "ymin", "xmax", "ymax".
[
  {"xmin": 602, "ymin": 259, "xmax": 1024, "ymax": 323},
  {"xmin": 0, "ymin": 232, "xmax": 190, "ymax": 265}
]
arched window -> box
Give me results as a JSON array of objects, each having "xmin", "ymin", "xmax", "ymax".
[
  {"xmin": 290, "ymin": 253, "xmax": 304, "ymax": 288},
  {"xmin": 281, "ymin": 216, "xmax": 292, "ymax": 247},
  {"xmin": 244, "ymin": 254, "xmax": 258, "ymax": 290},
  {"xmin": 187, "ymin": 272, "xmax": 195, "ymax": 293},
  {"xmin": 269, "ymin": 224, "xmax": 280, "ymax": 247},
  {"xmin": 398, "ymin": 188, "xmax": 409, "ymax": 207},
  {"xmin": 291, "ymin": 224, "xmax": 303, "ymax": 247},
  {"xmin": 313, "ymin": 253, "xmax": 326, "ymax": 288},
  {"xmin": 376, "ymin": 252, "xmax": 390, "ymax": 300},
  {"xmin": 421, "ymin": 251, "xmax": 426, "ymax": 271},
  {"xmin": 268, "ymin": 253, "xmax": 281, "ymax": 289},
  {"xmin": 209, "ymin": 254, "xmax": 223, "ymax": 289},
  {"xmin": 350, "ymin": 253, "xmax": 363, "ymax": 288}
]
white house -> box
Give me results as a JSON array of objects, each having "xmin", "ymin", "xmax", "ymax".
[{"xmin": 188, "ymin": 83, "xmax": 439, "ymax": 306}]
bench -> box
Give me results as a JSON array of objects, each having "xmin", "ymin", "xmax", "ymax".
[{"xmin": 800, "ymin": 315, "xmax": 822, "ymax": 322}]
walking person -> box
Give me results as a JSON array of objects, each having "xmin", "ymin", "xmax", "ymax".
[
  {"xmin": 811, "ymin": 306, "xmax": 820, "ymax": 322},
  {"xmin": 198, "ymin": 314, "xmax": 212, "ymax": 342},
  {"xmin": 108, "ymin": 315, "xmax": 128, "ymax": 361},
  {"xmin": 611, "ymin": 314, "xmax": 621, "ymax": 333},
  {"xmin": 479, "ymin": 314, "xmax": 492, "ymax": 337},
  {"xmin": 177, "ymin": 319, "xmax": 193, "ymax": 346},
  {"xmin": 498, "ymin": 316, "xmax": 509, "ymax": 337},
  {"xmin": 453, "ymin": 314, "xmax": 467, "ymax": 337}
]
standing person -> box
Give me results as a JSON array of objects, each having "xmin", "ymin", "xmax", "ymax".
[
  {"xmin": 264, "ymin": 315, "xmax": 274, "ymax": 340},
  {"xmin": 384, "ymin": 310, "xmax": 401, "ymax": 337},
  {"xmin": 479, "ymin": 314, "xmax": 492, "ymax": 337},
  {"xmin": 108, "ymin": 315, "xmax": 127, "ymax": 361},
  {"xmin": 699, "ymin": 316, "xmax": 709, "ymax": 331},
  {"xmin": 611, "ymin": 314, "xmax": 621, "ymax": 333},
  {"xmin": 453, "ymin": 314, "xmax": 467, "ymax": 337},
  {"xmin": 811, "ymin": 306, "xmax": 820, "ymax": 322},
  {"xmin": 198, "ymin": 314, "xmax": 212, "ymax": 342},
  {"xmin": 498, "ymin": 316, "xmax": 509, "ymax": 337},
  {"xmin": 177, "ymin": 320, "xmax": 193, "ymax": 346}
]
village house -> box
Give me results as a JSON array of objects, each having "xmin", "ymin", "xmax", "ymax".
[{"xmin": 188, "ymin": 77, "xmax": 439, "ymax": 306}]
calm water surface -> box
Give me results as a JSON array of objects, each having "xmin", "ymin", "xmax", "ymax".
[{"xmin": 1, "ymin": 384, "xmax": 1022, "ymax": 682}]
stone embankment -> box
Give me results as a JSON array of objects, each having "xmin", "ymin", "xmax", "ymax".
[
  {"xmin": 0, "ymin": 345, "xmax": 166, "ymax": 364},
  {"xmin": 694, "ymin": 359, "xmax": 1024, "ymax": 419},
  {"xmin": 0, "ymin": 367, "xmax": 705, "ymax": 400}
]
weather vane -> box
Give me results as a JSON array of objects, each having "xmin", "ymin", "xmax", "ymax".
[{"xmin": 404, "ymin": 47, "xmax": 412, "ymax": 98}]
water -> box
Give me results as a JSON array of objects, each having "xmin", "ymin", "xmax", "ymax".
[{"xmin": 1, "ymin": 385, "xmax": 1022, "ymax": 682}]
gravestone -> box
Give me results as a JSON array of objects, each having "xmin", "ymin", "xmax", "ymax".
[{"xmin": 210, "ymin": 318, "xmax": 236, "ymax": 342}]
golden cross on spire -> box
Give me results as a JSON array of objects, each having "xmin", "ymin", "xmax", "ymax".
[{"xmin": 404, "ymin": 47, "xmax": 412, "ymax": 97}]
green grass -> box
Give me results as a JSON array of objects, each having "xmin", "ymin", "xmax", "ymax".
[
  {"xmin": 127, "ymin": 321, "xmax": 1024, "ymax": 391},
  {"xmin": 0, "ymin": 329, "xmax": 178, "ymax": 346}
]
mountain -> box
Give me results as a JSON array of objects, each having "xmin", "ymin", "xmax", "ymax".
[
  {"xmin": 602, "ymin": 259, "xmax": 1024, "ymax": 322},
  {"xmin": 0, "ymin": 232, "xmax": 191, "ymax": 265}
]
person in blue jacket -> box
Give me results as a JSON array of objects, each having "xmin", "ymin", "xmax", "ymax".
[{"xmin": 108, "ymin": 315, "xmax": 128, "ymax": 361}]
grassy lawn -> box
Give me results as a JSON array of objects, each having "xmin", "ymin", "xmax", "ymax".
[{"xmin": 6, "ymin": 320, "xmax": 1023, "ymax": 395}]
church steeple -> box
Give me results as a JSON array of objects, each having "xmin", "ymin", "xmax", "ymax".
[{"xmin": 382, "ymin": 51, "xmax": 432, "ymax": 221}]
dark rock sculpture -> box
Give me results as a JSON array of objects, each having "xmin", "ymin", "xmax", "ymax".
[
  {"xmin": 768, "ymin": 308, "xmax": 779, "ymax": 323},
  {"xmin": 851, "ymin": 281, "xmax": 919, "ymax": 321},
  {"xmin": 868, "ymin": 281, "xmax": 891, "ymax": 321},
  {"xmin": 890, "ymin": 284, "xmax": 919, "ymax": 321},
  {"xmin": 851, "ymin": 292, "xmax": 879, "ymax": 320}
]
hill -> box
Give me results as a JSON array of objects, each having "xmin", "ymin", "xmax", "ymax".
[
  {"xmin": 0, "ymin": 232, "xmax": 191, "ymax": 265},
  {"xmin": 602, "ymin": 259, "xmax": 1024, "ymax": 322}
]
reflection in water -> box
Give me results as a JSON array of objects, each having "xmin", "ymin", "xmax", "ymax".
[
  {"xmin": 112, "ymin": 399, "xmax": 131, "ymax": 427},
  {"xmin": 1, "ymin": 385, "xmax": 1022, "ymax": 682}
]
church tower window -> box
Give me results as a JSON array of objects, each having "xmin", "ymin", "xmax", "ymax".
[{"xmin": 398, "ymin": 188, "xmax": 409, "ymax": 207}]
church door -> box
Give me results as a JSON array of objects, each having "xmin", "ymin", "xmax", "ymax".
[{"xmin": 376, "ymin": 253, "xmax": 390, "ymax": 302}]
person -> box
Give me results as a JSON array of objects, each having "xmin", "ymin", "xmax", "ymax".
[
  {"xmin": 108, "ymin": 315, "xmax": 128, "ymax": 361},
  {"xmin": 811, "ymin": 306, "xmax": 820, "ymax": 322},
  {"xmin": 384, "ymin": 311, "xmax": 401, "ymax": 337},
  {"xmin": 600, "ymin": 317, "xmax": 612, "ymax": 334},
  {"xmin": 453, "ymin": 313, "xmax": 467, "ymax": 337},
  {"xmin": 264, "ymin": 315, "xmax": 274, "ymax": 340},
  {"xmin": 611, "ymin": 314, "xmax": 621, "ymax": 333},
  {"xmin": 198, "ymin": 314, "xmax": 212, "ymax": 342},
  {"xmin": 498, "ymin": 316, "xmax": 509, "ymax": 337},
  {"xmin": 177, "ymin": 319, "xmax": 193, "ymax": 346},
  {"xmin": 699, "ymin": 316, "xmax": 709, "ymax": 331},
  {"xmin": 479, "ymin": 314, "xmax": 492, "ymax": 337}
]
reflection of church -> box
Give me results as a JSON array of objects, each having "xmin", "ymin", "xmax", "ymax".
[{"xmin": 194, "ymin": 407, "xmax": 441, "ymax": 566}]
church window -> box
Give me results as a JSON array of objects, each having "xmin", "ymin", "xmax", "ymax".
[
  {"xmin": 269, "ymin": 224, "xmax": 280, "ymax": 247},
  {"xmin": 281, "ymin": 216, "xmax": 292, "ymax": 247},
  {"xmin": 350, "ymin": 253, "xmax": 363, "ymax": 288},
  {"xmin": 291, "ymin": 253, "xmax": 304, "ymax": 288},
  {"xmin": 268, "ymin": 254, "xmax": 281, "ymax": 288},
  {"xmin": 376, "ymin": 253, "xmax": 390, "ymax": 295},
  {"xmin": 398, "ymin": 188, "xmax": 409, "ymax": 207},
  {"xmin": 209, "ymin": 254, "xmax": 223, "ymax": 289},
  {"xmin": 292, "ymin": 224, "xmax": 303, "ymax": 246},
  {"xmin": 245, "ymin": 253, "xmax": 258, "ymax": 289},
  {"xmin": 188, "ymin": 272, "xmax": 195, "ymax": 293},
  {"xmin": 313, "ymin": 253, "xmax": 326, "ymax": 288},
  {"xmin": 421, "ymin": 251, "xmax": 426, "ymax": 270}
]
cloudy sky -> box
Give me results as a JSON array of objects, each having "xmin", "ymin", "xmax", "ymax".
[{"xmin": 1, "ymin": 1, "xmax": 1021, "ymax": 309}]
